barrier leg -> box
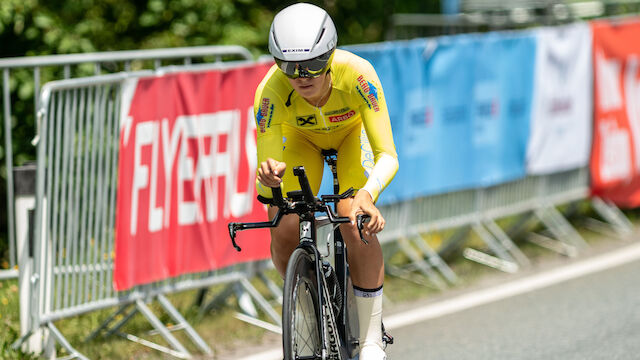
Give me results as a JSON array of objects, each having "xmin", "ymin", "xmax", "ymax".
[
  {"xmin": 546, "ymin": 205, "xmax": 589, "ymax": 248},
  {"xmin": 505, "ymin": 212, "xmax": 558, "ymax": 254},
  {"xmin": 157, "ymin": 294, "xmax": 213, "ymax": 356},
  {"xmin": 590, "ymin": 197, "xmax": 634, "ymax": 237},
  {"xmin": 117, "ymin": 332, "xmax": 189, "ymax": 360},
  {"xmin": 84, "ymin": 303, "xmax": 133, "ymax": 342},
  {"xmin": 95, "ymin": 299, "xmax": 193, "ymax": 359},
  {"xmin": 465, "ymin": 222, "xmax": 519, "ymax": 273},
  {"xmin": 135, "ymin": 299, "xmax": 191, "ymax": 359},
  {"xmin": 504, "ymin": 212, "xmax": 538, "ymax": 241},
  {"xmin": 413, "ymin": 232, "xmax": 458, "ymax": 285},
  {"xmin": 104, "ymin": 305, "xmax": 139, "ymax": 338},
  {"xmin": 528, "ymin": 206, "xmax": 583, "ymax": 257},
  {"xmin": 47, "ymin": 322, "xmax": 89, "ymax": 360},
  {"xmin": 437, "ymin": 226, "xmax": 471, "ymax": 259},
  {"xmin": 43, "ymin": 327, "xmax": 55, "ymax": 360},
  {"xmin": 234, "ymin": 313, "xmax": 283, "ymax": 334},
  {"xmin": 392, "ymin": 237, "xmax": 447, "ymax": 290},
  {"xmin": 534, "ymin": 206, "xmax": 587, "ymax": 251},
  {"xmin": 197, "ymin": 283, "xmax": 236, "ymax": 318},
  {"xmin": 234, "ymin": 282, "xmax": 258, "ymax": 318},
  {"xmin": 484, "ymin": 219, "xmax": 530, "ymax": 267},
  {"xmin": 239, "ymin": 277, "xmax": 282, "ymax": 327},
  {"xmin": 16, "ymin": 195, "xmax": 48, "ymax": 354},
  {"xmin": 527, "ymin": 232, "xmax": 577, "ymax": 257}
]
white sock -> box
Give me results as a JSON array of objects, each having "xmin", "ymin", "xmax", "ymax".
[{"xmin": 355, "ymin": 286, "xmax": 385, "ymax": 359}]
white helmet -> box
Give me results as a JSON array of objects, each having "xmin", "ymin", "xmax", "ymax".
[{"xmin": 268, "ymin": 3, "xmax": 337, "ymax": 78}]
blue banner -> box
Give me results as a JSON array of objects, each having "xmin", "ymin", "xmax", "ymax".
[
  {"xmin": 331, "ymin": 32, "xmax": 536, "ymax": 204},
  {"xmin": 442, "ymin": 0, "xmax": 460, "ymax": 14}
]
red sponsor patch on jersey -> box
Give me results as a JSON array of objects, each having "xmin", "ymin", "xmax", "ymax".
[
  {"xmin": 329, "ymin": 110, "xmax": 356, "ymax": 123},
  {"xmin": 257, "ymin": 98, "xmax": 270, "ymax": 133},
  {"xmin": 357, "ymin": 75, "xmax": 370, "ymax": 93},
  {"xmin": 260, "ymin": 98, "xmax": 270, "ymax": 116}
]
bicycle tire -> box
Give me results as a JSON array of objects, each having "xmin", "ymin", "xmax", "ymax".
[{"xmin": 283, "ymin": 248, "xmax": 322, "ymax": 360}]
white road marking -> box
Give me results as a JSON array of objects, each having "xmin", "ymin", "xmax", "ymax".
[{"xmin": 238, "ymin": 241, "xmax": 640, "ymax": 360}]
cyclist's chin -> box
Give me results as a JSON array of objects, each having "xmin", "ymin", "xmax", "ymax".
[
  {"xmin": 295, "ymin": 84, "xmax": 317, "ymax": 97},
  {"xmin": 290, "ymin": 76, "xmax": 324, "ymax": 99}
]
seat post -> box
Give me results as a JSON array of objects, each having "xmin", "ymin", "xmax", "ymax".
[{"xmin": 321, "ymin": 148, "xmax": 339, "ymax": 199}]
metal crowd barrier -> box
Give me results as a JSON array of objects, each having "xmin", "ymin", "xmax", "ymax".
[
  {"xmin": 1, "ymin": 45, "xmax": 253, "ymax": 281},
  {"xmin": 379, "ymin": 166, "xmax": 632, "ymax": 286}
]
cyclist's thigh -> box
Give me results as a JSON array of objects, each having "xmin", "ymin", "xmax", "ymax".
[
  {"xmin": 281, "ymin": 125, "xmax": 324, "ymax": 195},
  {"xmin": 336, "ymin": 122, "xmax": 371, "ymax": 194}
]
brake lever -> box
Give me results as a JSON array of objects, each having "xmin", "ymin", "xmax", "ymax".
[
  {"xmin": 356, "ymin": 214, "xmax": 371, "ymax": 245},
  {"xmin": 228, "ymin": 205, "xmax": 288, "ymax": 252},
  {"xmin": 228, "ymin": 223, "xmax": 242, "ymax": 251}
]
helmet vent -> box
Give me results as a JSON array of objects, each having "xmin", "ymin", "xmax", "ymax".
[
  {"xmin": 315, "ymin": 28, "xmax": 326, "ymax": 45},
  {"xmin": 271, "ymin": 29, "xmax": 281, "ymax": 51}
]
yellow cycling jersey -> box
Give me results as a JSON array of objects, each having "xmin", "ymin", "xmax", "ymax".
[{"xmin": 254, "ymin": 49, "xmax": 399, "ymax": 202}]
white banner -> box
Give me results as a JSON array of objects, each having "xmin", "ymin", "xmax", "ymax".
[{"xmin": 527, "ymin": 23, "xmax": 593, "ymax": 174}]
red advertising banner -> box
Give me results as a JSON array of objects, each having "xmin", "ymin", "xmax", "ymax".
[
  {"xmin": 591, "ymin": 19, "xmax": 640, "ymax": 208},
  {"xmin": 114, "ymin": 63, "xmax": 273, "ymax": 290}
]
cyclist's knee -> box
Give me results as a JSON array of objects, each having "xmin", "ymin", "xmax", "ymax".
[{"xmin": 269, "ymin": 211, "xmax": 299, "ymax": 274}]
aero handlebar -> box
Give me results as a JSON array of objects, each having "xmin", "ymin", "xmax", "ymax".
[{"xmin": 228, "ymin": 166, "xmax": 370, "ymax": 251}]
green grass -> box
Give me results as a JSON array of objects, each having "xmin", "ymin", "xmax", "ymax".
[
  {"xmin": 52, "ymin": 283, "xmax": 282, "ymax": 359},
  {"xmin": 0, "ymin": 280, "xmax": 37, "ymax": 360},
  {"xmin": 0, "ymin": 204, "xmax": 635, "ymax": 359}
]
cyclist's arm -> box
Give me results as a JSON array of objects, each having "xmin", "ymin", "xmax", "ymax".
[
  {"xmin": 254, "ymin": 77, "xmax": 288, "ymax": 198},
  {"xmin": 352, "ymin": 58, "xmax": 399, "ymax": 203}
]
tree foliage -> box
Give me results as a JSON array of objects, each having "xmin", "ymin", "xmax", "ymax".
[{"xmin": 0, "ymin": 0, "xmax": 441, "ymax": 58}]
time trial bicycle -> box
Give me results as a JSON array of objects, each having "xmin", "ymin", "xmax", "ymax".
[{"xmin": 228, "ymin": 150, "xmax": 392, "ymax": 360}]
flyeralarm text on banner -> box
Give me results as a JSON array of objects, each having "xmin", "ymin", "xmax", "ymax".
[
  {"xmin": 591, "ymin": 19, "xmax": 640, "ymax": 208},
  {"xmin": 114, "ymin": 63, "xmax": 272, "ymax": 291}
]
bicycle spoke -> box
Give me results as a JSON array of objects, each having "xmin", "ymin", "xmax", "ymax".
[{"xmin": 293, "ymin": 280, "xmax": 320, "ymax": 356}]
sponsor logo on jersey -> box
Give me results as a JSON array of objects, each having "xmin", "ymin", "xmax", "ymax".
[
  {"xmin": 360, "ymin": 129, "xmax": 374, "ymax": 176},
  {"xmin": 296, "ymin": 115, "xmax": 317, "ymax": 126},
  {"xmin": 329, "ymin": 109, "xmax": 356, "ymax": 123},
  {"xmin": 256, "ymin": 98, "xmax": 274, "ymax": 133},
  {"xmin": 356, "ymin": 75, "xmax": 380, "ymax": 112},
  {"xmin": 325, "ymin": 107, "xmax": 350, "ymax": 116}
]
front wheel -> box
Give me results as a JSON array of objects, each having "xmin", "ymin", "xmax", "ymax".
[{"xmin": 283, "ymin": 248, "xmax": 322, "ymax": 360}]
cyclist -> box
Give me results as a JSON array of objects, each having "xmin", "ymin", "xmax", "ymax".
[{"xmin": 254, "ymin": 3, "xmax": 398, "ymax": 359}]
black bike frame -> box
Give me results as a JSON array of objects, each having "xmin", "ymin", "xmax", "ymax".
[{"xmin": 323, "ymin": 151, "xmax": 356, "ymax": 353}]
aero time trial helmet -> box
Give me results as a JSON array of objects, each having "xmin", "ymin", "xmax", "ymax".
[{"xmin": 268, "ymin": 3, "xmax": 337, "ymax": 79}]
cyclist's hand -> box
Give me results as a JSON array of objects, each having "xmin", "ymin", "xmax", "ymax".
[
  {"xmin": 257, "ymin": 158, "xmax": 286, "ymax": 188},
  {"xmin": 349, "ymin": 190, "xmax": 385, "ymax": 235}
]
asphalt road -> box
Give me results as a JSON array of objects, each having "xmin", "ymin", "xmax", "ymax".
[{"xmin": 386, "ymin": 249, "xmax": 640, "ymax": 360}]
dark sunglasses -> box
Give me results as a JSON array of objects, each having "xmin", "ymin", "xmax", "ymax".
[{"xmin": 275, "ymin": 50, "xmax": 334, "ymax": 79}]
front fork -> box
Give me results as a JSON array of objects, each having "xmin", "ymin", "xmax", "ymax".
[{"xmin": 299, "ymin": 218, "xmax": 343, "ymax": 360}]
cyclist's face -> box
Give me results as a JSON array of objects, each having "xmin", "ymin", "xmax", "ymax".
[{"xmin": 288, "ymin": 72, "xmax": 330, "ymax": 104}]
